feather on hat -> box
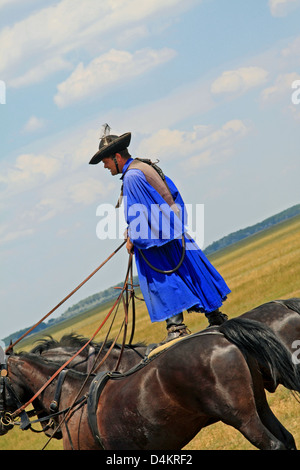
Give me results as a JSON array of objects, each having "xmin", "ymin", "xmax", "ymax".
[{"xmin": 89, "ymin": 124, "xmax": 131, "ymax": 165}]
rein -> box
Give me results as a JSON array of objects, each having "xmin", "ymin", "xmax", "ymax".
[
  {"xmin": 5, "ymin": 240, "xmax": 126, "ymax": 354},
  {"xmin": 2, "ymin": 392, "xmax": 87, "ymax": 432},
  {"xmin": 8, "ymin": 248, "xmax": 134, "ymax": 422}
]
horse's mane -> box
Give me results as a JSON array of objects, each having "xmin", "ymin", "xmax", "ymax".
[
  {"xmin": 16, "ymin": 351, "xmax": 88, "ymax": 378},
  {"xmin": 30, "ymin": 332, "xmax": 146, "ymax": 354},
  {"xmin": 30, "ymin": 333, "xmax": 94, "ymax": 354},
  {"xmin": 276, "ymin": 298, "xmax": 300, "ymax": 316},
  {"xmin": 250, "ymin": 298, "xmax": 300, "ymax": 316}
]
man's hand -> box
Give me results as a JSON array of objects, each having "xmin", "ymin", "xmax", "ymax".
[{"xmin": 126, "ymin": 237, "xmax": 134, "ymax": 254}]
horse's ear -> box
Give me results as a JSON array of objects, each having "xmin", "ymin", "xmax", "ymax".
[
  {"xmin": 0, "ymin": 345, "xmax": 4, "ymax": 364},
  {"xmin": 7, "ymin": 340, "xmax": 13, "ymax": 355}
]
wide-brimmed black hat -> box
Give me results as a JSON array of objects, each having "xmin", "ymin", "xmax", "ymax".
[{"xmin": 89, "ymin": 129, "xmax": 131, "ymax": 165}]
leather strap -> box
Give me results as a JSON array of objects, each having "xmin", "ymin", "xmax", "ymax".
[
  {"xmin": 116, "ymin": 158, "xmax": 179, "ymax": 213},
  {"xmin": 50, "ymin": 369, "xmax": 68, "ymax": 413},
  {"xmin": 127, "ymin": 159, "xmax": 178, "ymax": 211}
]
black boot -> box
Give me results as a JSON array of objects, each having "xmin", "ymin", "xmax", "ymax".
[
  {"xmin": 205, "ymin": 308, "xmax": 228, "ymax": 327},
  {"xmin": 162, "ymin": 313, "xmax": 189, "ymax": 343}
]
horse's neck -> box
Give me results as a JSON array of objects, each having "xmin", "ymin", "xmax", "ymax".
[{"xmin": 9, "ymin": 355, "xmax": 86, "ymax": 408}]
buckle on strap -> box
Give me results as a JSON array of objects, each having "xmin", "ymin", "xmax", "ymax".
[{"xmin": 50, "ymin": 369, "xmax": 68, "ymax": 413}]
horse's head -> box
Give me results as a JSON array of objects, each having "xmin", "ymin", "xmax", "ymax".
[
  {"xmin": 0, "ymin": 346, "xmax": 17, "ymax": 435},
  {"xmin": 0, "ymin": 348, "xmax": 54, "ymax": 438}
]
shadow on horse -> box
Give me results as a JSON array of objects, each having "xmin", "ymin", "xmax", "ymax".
[{"xmin": 1, "ymin": 317, "xmax": 300, "ymax": 450}]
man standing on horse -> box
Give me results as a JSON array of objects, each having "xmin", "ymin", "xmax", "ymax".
[{"xmin": 90, "ymin": 125, "xmax": 230, "ymax": 343}]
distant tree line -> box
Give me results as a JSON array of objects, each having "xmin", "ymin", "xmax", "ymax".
[{"xmin": 204, "ymin": 204, "xmax": 300, "ymax": 255}]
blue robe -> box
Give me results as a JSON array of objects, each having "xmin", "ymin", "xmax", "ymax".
[{"xmin": 122, "ymin": 158, "xmax": 231, "ymax": 323}]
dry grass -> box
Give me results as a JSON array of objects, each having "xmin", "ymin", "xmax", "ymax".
[{"xmin": 1, "ymin": 215, "xmax": 300, "ymax": 450}]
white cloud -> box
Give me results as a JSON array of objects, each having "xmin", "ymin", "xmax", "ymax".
[
  {"xmin": 54, "ymin": 47, "xmax": 176, "ymax": 108},
  {"xmin": 137, "ymin": 120, "xmax": 249, "ymax": 168},
  {"xmin": 68, "ymin": 178, "xmax": 111, "ymax": 205},
  {"xmin": 0, "ymin": 227, "xmax": 34, "ymax": 244},
  {"xmin": 0, "ymin": 0, "xmax": 23, "ymax": 9},
  {"xmin": 281, "ymin": 35, "xmax": 300, "ymax": 59},
  {"xmin": 269, "ymin": 0, "xmax": 300, "ymax": 17},
  {"xmin": 0, "ymin": 0, "xmax": 191, "ymax": 86},
  {"xmin": 0, "ymin": 120, "xmax": 102, "ymax": 199},
  {"xmin": 22, "ymin": 116, "xmax": 46, "ymax": 133},
  {"xmin": 21, "ymin": 176, "xmax": 110, "ymax": 224},
  {"xmin": 261, "ymin": 72, "xmax": 300, "ymax": 103},
  {"xmin": 0, "ymin": 154, "xmax": 61, "ymax": 187},
  {"xmin": 211, "ymin": 67, "xmax": 268, "ymax": 95},
  {"xmin": 115, "ymin": 25, "xmax": 149, "ymax": 47},
  {"xmin": 10, "ymin": 57, "xmax": 72, "ymax": 88},
  {"xmin": 184, "ymin": 120, "xmax": 249, "ymax": 171}
]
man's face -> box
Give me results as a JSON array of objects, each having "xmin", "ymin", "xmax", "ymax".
[{"xmin": 102, "ymin": 156, "xmax": 118, "ymax": 175}]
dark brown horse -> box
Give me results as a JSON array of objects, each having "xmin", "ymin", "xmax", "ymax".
[
  {"xmin": 1, "ymin": 318, "xmax": 299, "ymax": 450},
  {"xmin": 32, "ymin": 298, "xmax": 300, "ymax": 391},
  {"xmin": 27, "ymin": 296, "xmax": 300, "ymax": 442}
]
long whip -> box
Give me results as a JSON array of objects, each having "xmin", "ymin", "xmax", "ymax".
[
  {"xmin": 5, "ymin": 240, "xmax": 126, "ymax": 354},
  {"xmin": 11, "ymin": 253, "xmax": 133, "ymax": 420}
]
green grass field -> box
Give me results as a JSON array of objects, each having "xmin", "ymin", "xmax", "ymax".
[{"xmin": 1, "ymin": 214, "xmax": 300, "ymax": 450}]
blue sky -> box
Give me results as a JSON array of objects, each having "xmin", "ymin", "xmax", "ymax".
[{"xmin": 1, "ymin": 0, "xmax": 300, "ymax": 339}]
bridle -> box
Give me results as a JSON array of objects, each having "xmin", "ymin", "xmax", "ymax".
[
  {"xmin": 0, "ymin": 244, "xmax": 137, "ymax": 449},
  {"xmin": 0, "ymin": 348, "xmax": 30, "ymax": 432},
  {"xmin": 0, "ymin": 348, "xmax": 87, "ymax": 445},
  {"xmin": 0, "ymin": 250, "xmax": 135, "ymax": 448}
]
